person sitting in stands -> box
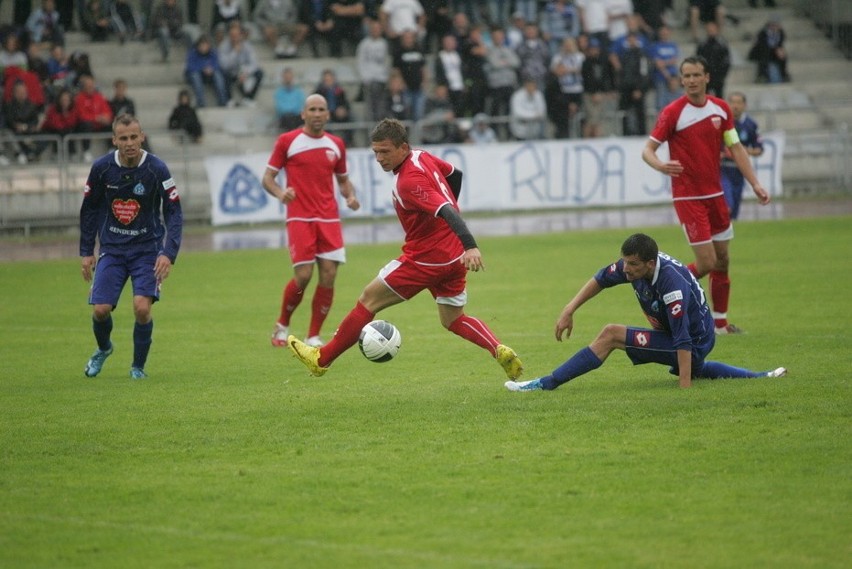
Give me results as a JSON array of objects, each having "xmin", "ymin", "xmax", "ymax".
[
  {"xmin": 314, "ymin": 68, "xmax": 352, "ymax": 144},
  {"xmin": 3, "ymin": 80, "xmax": 41, "ymax": 164},
  {"xmin": 38, "ymin": 87, "xmax": 79, "ymax": 159},
  {"xmin": 82, "ymin": 0, "xmax": 111, "ymax": 43},
  {"xmin": 26, "ymin": 0, "xmax": 66, "ymax": 48},
  {"xmin": 218, "ymin": 21, "xmax": 264, "ymax": 106},
  {"xmin": 74, "ymin": 73, "xmax": 113, "ymax": 162},
  {"xmin": 184, "ymin": 35, "xmax": 230, "ymax": 108},
  {"xmin": 253, "ymin": 0, "xmax": 308, "ymax": 59},
  {"xmin": 151, "ymin": 0, "xmax": 190, "ymax": 62},
  {"xmin": 274, "ymin": 66, "xmax": 306, "ymax": 131},
  {"xmin": 748, "ymin": 14, "xmax": 790, "ymax": 84},
  {"xmin": 110, "ymin": 0, "xmax": 145, "ymax": 44},
  {"xmin": 168, "ymin": 89, "xmax": 204, "ymax": 143}
]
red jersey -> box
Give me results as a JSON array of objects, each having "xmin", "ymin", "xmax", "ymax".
[
  {"xmin": 41, "ymin": 105, "xmax": 79, "ymax": 133},
  {"xmin": 392, "ymin": 149, "xmax": 463, "ymax": 266},
  {"xmin": 267, "ymin": 129, "xmax": 348, "ymax": 221},
  {"xmin": 74, "ymin": 90, "xmax": 113, "ymax": 124},
  {"xmin": 650, "ymin": 95, "xmax": 735, "ymax": 201}
]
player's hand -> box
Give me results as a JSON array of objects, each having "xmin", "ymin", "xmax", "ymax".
[
  {"xmin": 752, "ymin": 183, "xmax": 771, "ymax": 205},
  {"xmin": 555, "ymin": 308, "xmax": 575, "ymax": 342},
  {"xmin": 81, "ymin": 256, "xmax": 96, "ymax": 282},
  {"xmin": 661, "ymin": 160, "xmax": 684, "ymax": 177},
  {"xmin": 280, "ymin": 186, "xmax": 296, "ymax": 204},
  {"xmin": 346, "ymin": 195, "xmax": 360, "ymax": 211},
  {"xmin": 154, "ymin": 255, "xmax": 173, "ymax": 281},
  {"xmin": 461, "ymin": 248, "xmax": 484, "ymax": 272}
]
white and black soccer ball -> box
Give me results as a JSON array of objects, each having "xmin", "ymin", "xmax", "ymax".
[{"xmin": 358, "ymin": 320, "xmax": 402, "ymax": 363}]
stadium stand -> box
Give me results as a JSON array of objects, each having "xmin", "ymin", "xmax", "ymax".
[{"xmin": 0, "ymin": 0, "xmax": 849, "ymax": 232}]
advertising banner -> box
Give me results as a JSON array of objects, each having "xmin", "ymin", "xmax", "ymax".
[{"xmin": 206, "ymin": 133, "xmax": 785, "ymax": 226}]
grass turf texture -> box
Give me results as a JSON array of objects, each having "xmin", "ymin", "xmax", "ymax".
[{"xmin": 1, "ymin": 217, "xmax": 850, "ymax": 568}]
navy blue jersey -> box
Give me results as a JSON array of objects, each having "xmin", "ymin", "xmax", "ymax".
[
  {"xmin": 722, "ymin": 113, "xmax": 763, "ymax": 168},
  {"xmin": 594, "ymin": 253, "xmax": 715, "ymax": 352},
  {"xmin": 80, "ymin": 150, "xmax": 183, "ymax": 262}
]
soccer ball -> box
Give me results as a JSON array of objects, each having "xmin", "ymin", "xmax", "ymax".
[{"xmin": 358, "ymin": 320, "xmax": 402, "ymax": 363}]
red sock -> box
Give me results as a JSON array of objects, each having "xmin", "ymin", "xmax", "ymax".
[
  {"xmin": 278, "ymin": 279, "xmax": 304, "ymax": 326},
  {"xmin": 710, "ymin": 270, "xmax": 730, "ymax": 327},
  {"xmin": 318, "ymin": 302, "xmax": 374, "ymax": 367},
  {"xmin": 308, "ymin": 285, "xmax": 334, "ymax": 338},
  {"xmin": 687, "ymin": 263, "xmax": 700, "ymax": 278},
  {"xmin": 447, "ymin": 314, "xmax": 500, "ymax": 357}
]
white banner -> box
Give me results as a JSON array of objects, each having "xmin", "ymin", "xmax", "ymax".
[{"xmin": 205, "ymin": 132, "xmax": 785, "ymax": 226}]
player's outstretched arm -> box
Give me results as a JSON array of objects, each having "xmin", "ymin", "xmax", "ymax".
[{"xmin": 555, "ymin": 278, "xmax": 603, "ymax": 341}]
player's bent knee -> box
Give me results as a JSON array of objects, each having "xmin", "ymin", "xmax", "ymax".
[
  {"xmin": 596, "ymin": 324, "xmax": 624, "ymax": 346},
  {"xmin": 92, "ymin": 305, "xmax": 112, "ymax": 320}
]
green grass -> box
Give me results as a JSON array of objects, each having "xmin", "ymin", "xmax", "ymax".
[{"xmin": 1, "ymin": 218, "xmax": 850, "ymax": 568}]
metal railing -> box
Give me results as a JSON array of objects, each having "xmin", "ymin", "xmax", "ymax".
[{"xmin": 2, "ymin": 114, "xmax": 850, "ymax": 234}]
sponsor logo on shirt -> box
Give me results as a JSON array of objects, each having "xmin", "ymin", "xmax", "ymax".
[
  {"xmin": 669, "ymin": 302, "xmax": 683, "ymax": 318},
  {"xmin": 663, "ymin": 290, "xmax": 683, "ymax": 304},
  {"xmin": 112, "ymin": 198, "xmax": 140, "ymax": 225},
  {"xmin": 634, "ymin": 331, "xmax": 649, "ymax": 347}
]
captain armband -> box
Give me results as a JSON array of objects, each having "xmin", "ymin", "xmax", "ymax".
[{"xmin": 723, "ymin": 128, "xmax": 740, "ymax": 147}]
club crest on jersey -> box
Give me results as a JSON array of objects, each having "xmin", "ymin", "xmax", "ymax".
[
  {"xmin": 712, "ymin": 116, "xmax": 722, "ymax": 129},
  {"xmin": 112, "ymin": 198, "xmax": 140, "ymax": 225},
  {"xmin": 325, "ymin": 149, "xmax": 336, "ymax": 162},
  {"xmin": 133, "ymin": 182, "xmax": 145, "ymax": 195}
]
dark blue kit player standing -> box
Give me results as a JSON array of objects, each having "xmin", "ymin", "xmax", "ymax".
[
  {"xmin": 79, "ymin": 114, "xmax": 183, "ymax": 380},
  {"xmin": 506, "ymin": 233, "xmax": 786, "ymax": 392}
]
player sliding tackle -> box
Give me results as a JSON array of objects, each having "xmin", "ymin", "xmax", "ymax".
[
  {"xmin": 506, "ymin": 233, "xmax": 786, "ymax": 392},
  {"xmin": 288, "ymin": 118, "xmax": 523, "ymax": 380}
]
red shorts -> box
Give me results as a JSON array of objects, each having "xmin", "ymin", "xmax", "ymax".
[
  {"xmin": 673, "ymin": 195, "xmax": 733, "ymax": 245},
  {"xmin": 378, "ymin": 256, "xmax": 467, "ymax": 306},
  {"xmin": 286, "ymin": 220, "xmax": 345, "ymax": 266}
]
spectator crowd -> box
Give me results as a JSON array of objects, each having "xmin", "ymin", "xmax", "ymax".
[{"xmin": 0, "ymin": 0, "xmax": 791, "ymax": 164}]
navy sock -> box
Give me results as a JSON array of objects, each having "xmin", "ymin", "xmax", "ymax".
[
  {"xmin": 93, "ymin": 315, "xmax": 113, "ymax": 351},
  {"xmin": 132, "ymin": 320, "xmax": 153, "ymax": 370},
  {"xmin": 540, "ymin": 346, "xmax": 603, "ymax": 390},
  {"xmin": 699, "ymin": 361, "xmax": 763, "ymax": 379}
]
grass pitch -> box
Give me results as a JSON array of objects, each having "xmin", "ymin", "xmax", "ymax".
[{"xmin": 1, "ymin": 217, "xmax": 850, "ymax": 568}]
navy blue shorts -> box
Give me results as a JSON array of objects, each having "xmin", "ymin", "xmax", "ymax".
[
  {"xmin": 624, "ymin": 327, "xmax": 712, "ymax": 376},
  {"xmin": 89, "ymin": 249, "xmax": 160, "ymax": 307}
]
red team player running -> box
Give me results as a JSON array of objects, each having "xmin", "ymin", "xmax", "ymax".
[
  {"xmin": 263, "ymin": 94, "xmax": 360, "ymax": 348},
  {"xmin": 642, "ymin": 56, "xmax": 770, "ymax": 335},
  {"xmin": 287, "ymin": 118, "xmax": 524, "ymax": 380}
]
